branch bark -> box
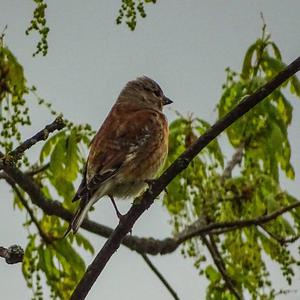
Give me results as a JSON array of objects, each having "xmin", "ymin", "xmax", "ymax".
[
  {"xmin": 258, "ymin": 225, "xmax": 300, "ymax": 246},
  {"xmin": 202, "ymin": 235, "xmax": 243, "ymax": 300},
  {"xmin": 0, "ymin": 116, "xmax": 65, "ymax": 167},
  {"xmin": 70, "ymin": 56, "xmax": 300, "ymax": 299},
  {"xmin": 9, "ymin": 116, "xmax": 65, "ymax": 160},
  {"xmin": 221, "ymin": 143, "xmax": 244, "ymax": 181},
  {"xmin": 0, "ymin": 245, "xmax": 24, "ymax": 264},
  {"xmin": 3, "ymin": 162, "xmax": 300, "ymax": 256},
  {"xmin": 4, "ymin": 175, "xmax": 53, "ymax": 244}
]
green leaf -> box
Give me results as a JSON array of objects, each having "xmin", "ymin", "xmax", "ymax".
[
  {"xmin": 261, "ymin": 53, "xmax": 285, "ymax": 77},
  {"xmin": 268, "ymin": 41, "xmax": 282, "ymax": 60},
  {"xmin": 205, "ymin": 265, "xmax": 221, "ymax": 283},
  {"xmin": 39, "ymin": 131, "xmax": 66, "ymax": 163},
  {"xmin": 290, "ymin": 75, "xmax": 300, "ymax": 97},
  {"xmin": 55, "ymin": 239, "xmax": 86, "ymax": 276},
  {"xmin": 74, "ymin": 233, "xmax": 95, "ymax": 254},
  {"xmin": 49, "ymin": 136, "xmax": 66, "ymax": 177},
  {"xmin": 65, "ymin": 130, "xmax": 80, "ymax": 181},
  {"xmin": 241, "ymin": 43, "xmax": 257, "ymax": 79}
]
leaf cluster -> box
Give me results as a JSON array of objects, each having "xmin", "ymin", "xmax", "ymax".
[
  {"xmin": 0, "ymin": 42, "xmax": 96, "ymax": 298},
  {"xmin": 25, "ymin": 0, "xmax": 157, "ymax": 57},
  {"xmin": 116, "ymin": 0, "xmax": 157, "ymax": 31},
  {"xmin": 20, "ymin": 124, "xmax": 95, "ymax": 299},
  {"xmin": 26, "ymin": 0, "xmax": 49, "ymax": 56},
  {"xmin": 2, "ymin": 20, "xmax": 300, "ymax": 300},
  {"xmin": 0, "ymin": 44, "xmax": 30, "ymax": 160}
]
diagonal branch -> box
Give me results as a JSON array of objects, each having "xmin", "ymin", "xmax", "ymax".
[
  {"xmin": 141, "ymin": 253, "xmax": 180, "ymax": 300},
  {"xmin": 70, "ymin": 56, "xmax": 300, "ymax": 299},
  {"xmin": 202, "ymin": 234, "xmax": 243, "ymax": 300},
  {"xmin": 0, "ymin": 116, "xmax": 65, "ymax": 167},
  {"xmin": 25, "ymin": 163, "xmax": 50, "ymax": 177},
  {"xmin": 221, "ymin": 143, "xmax": 244, "ymax": 181},
  {"xmin": 258, "ymin": 224, "xmax": 300, "ymax": 246},
  {"xmin": 4, "ymin": 175, "xmax": 53, "ymax": 244}
]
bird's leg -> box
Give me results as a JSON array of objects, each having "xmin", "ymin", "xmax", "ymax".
[
  {"xmin": 108, "ymin": 195, "xmax": 124, "ymax": 221},
  {"xmin": 108, "ymin": 195, "xmax": 132, "ymax": 234}
]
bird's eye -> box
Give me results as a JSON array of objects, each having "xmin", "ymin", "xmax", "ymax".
[{"xmin": 153, "ymin": 90, "xmax": 161, "ymax": 97}]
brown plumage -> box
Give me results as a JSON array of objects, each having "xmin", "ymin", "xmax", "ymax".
[{"xmin": 66, "ymin": 76, "xmax": 172, "ymax": 234}]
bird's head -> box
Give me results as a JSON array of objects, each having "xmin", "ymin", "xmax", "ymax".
[{"xmin": 118, "ymin": 76, "xmax": 173, "ymax": 111}]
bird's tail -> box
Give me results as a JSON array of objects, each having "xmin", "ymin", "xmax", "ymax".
[{"xmin": 64, "ymin": 196, "xmax": 94, "ymax": 237}]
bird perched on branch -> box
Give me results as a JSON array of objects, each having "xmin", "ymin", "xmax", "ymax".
[{"xmin": 66, "ymin": 76, "xmax": 172, "ymax": 234}]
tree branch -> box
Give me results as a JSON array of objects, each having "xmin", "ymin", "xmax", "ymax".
[
  {"xmin": 202, "ymin": 234, "xmax": 243, "ymax": 300},
  {"xmin": 0, "ymin": 56, "xmax": 300, "ymax": 296},
  {"xmin": 0, "ymin": 116, "xmax": 65, "ymax": 167},
  {"xmin": 0, "ymin": 245, "xmax": 24, "ymax": 264},
  {"xmin": 70, "ymin": 56, "xmax": 300, "ymax": 299},
  {"xmin": 141, "ymin": 253, "xmax": 180, "ymax": 300},
  {"xmin": 25, "ymin": 163, "xmax": 50, "ymax": 177},
  {"xmin": 221, "ymin": 143, "xmax": 244, "ymax": 181},
  {"xmin": 258, "ymin": 224, "xmax": 300, "ymax": 246},
  {"xmin": 3, "ymin": 161, "xmax": 300, "ymax": 256},
  {"xmin": 4, "ymin": 175, "xmax": 53, "ymax": 244}
]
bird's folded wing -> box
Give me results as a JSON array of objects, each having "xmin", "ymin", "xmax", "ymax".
[{"xmin": 73, "ymin": 107, "xmax": 159, "ymax": 201}]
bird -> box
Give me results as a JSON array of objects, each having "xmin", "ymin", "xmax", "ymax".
[{"xmin": 66, "ymin": 76, "xmax": 172, "ymax": 235}]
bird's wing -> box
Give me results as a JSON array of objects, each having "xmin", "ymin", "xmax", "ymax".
[{"xmin": 73, "ymin": 106, "xmax": 159, "ymax": 202}]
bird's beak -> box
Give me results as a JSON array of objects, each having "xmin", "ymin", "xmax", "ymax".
[{"xmin": 162, "ymin": 96, "xmax": 173, "ymax": 106}]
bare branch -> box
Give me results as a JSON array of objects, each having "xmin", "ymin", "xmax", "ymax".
[
  {"xmin": 0, "ymin": 245, "xmax": 24, "ymax": 264},
  {"xmin": 202, "ymin": 235, "xmax": 243, "ymax": 300},
  {"xmin": 3, "ymin": 161, "xmax": 300, "ymax": 257},
  {"xmin": 70, "ymin": 56, "xmax": 300, "ymax": 299},
  {"xmin": 0, "ymin": 116, "xmax": 65, "ymax": 167},
  {"xmin": 221, "ymin": 143, "xmax": 244, "ymax": 181},
  {"xmin": 259, "ymin": 225, "xmax": 300, "ymax": 246},
  {"xmin": 180, "ymin": 201, "xmax": 300, "ymax": 241},
  {"xmin": 141, "ymin": 253, "xmax": 180, "ymax": 300},
  {"xmin": 25, "ymin": 163, "xmax": 50, "ymax": 176},
  {"xmin": 4, "ymin": 175, "xmax": 53, "ymax": 244}
]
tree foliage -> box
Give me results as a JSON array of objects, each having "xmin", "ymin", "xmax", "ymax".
[
  {"xmin": 26, "ymin": 0, "xmax": 157, "ymax": 56},
  {"xmin": 116, "ymin": 0, "xmax": 157, "ymax": 30},
  {"xmin": 1, "ymin": 8, "xmax": 300, "ymax": 300},
  {"xmin": 164, "ymin": 27, "xmax": 300, "ymax": 299},
  {"xmin": 0, "ymin": 34, "xmax": 94, "ymax": 299}
]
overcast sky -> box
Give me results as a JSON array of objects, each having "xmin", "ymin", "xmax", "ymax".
[{"xmin": 1, "ymin": 1, "xmax": 300, "ymax": 299}]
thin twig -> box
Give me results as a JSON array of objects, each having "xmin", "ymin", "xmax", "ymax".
[
  {"xmin": 10, "ymin": 116, "xmax": 65, "ymax": 159},
  {"xmin": 259, "ymin": 225, "xmax": 300, "ymax": 246},
  {"xmin": 221, "ymin": 143, "xmax": 244, "ymax": 181},
  {"xmin": 0, "ymin": 116, "xmax": 65, "ymax": 167},
  {"xmin": 70, "ymin": 55, "xmax": 300, "ymax": 299},
  {"xmin": 202, "ymin": 235, "xmax": 243, "ymax": 300},
  {"xmin": 25, "ymin": 163, "xmax": 50, "ymax": 176},
  {"xmin": 180, "ymin": 200, "xmax": 300, "ymax": 242},
  {"xmin": 141, "ymin": 253, "xmax": 180, "ymax": 300},
  {"xmin": 0, "ymin": 25, "xmax": 7, "ymax": 45},
  {"xmin": 4, "ymin": 175, "xmax": 53, "ymax": 244}
]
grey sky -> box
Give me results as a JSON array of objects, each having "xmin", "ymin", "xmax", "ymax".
[{"xmin": 1, "ymin": 1, "xmax": 300, "ymax": 299}]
